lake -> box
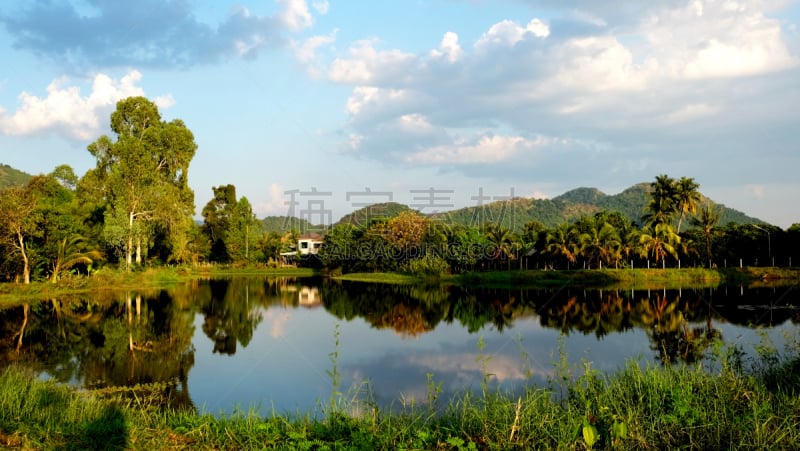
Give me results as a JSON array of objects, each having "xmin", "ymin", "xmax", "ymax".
[{"xmin": 1, "ymin": 277, "xmax": 798, "ymax": 415}]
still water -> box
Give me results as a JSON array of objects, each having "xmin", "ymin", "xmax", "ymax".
[{"xmin": 2, "ymin": 277, "xmax": 798, "ymax": 415}]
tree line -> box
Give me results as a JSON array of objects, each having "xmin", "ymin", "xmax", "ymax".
[
  {"xmin": 1, "ymin": 96, "xmax": 798, "ymax": 283},
  {"xmin": 315, "ymin": 178, "xmax": 800, "ymax": 275}
]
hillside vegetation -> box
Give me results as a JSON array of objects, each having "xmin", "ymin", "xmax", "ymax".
[
  {"xmin": 0, "ymin": 164, "xmax": 32, "ymax": 188},
  {"xmin": 433, "ymin": 183, "xmax": 760, "ymax": 233}
]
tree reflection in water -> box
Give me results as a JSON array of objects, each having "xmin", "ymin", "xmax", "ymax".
[{"xmin": 0, "ymin": 278, "xmax": 796, "ymax": 411}]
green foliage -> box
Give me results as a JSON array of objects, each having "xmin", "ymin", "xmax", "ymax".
[
  {"xmin": 201, "ymin": 185, "xmax": 260, "ymax": 264},
  {"xmin": 4, "ymin": 286, "xmax": 800, "ymax": 449},
  {"xmin": 436, "ymin": 181, "xmax": 762, "ymax": 233},
  {"xmin": 400, "ymin": 253, "xmax": 450, "ymax": 277},
  {"xmin": 84, "ymin": 96, "xmax": 198, "ymax": 270},
  {"xmin": 335, "ymin": 202, "xmax": 415, "ymax": 228},
  {"xmin": 0, "ymin": 163, "xmax": 32, "ymax": 188}
]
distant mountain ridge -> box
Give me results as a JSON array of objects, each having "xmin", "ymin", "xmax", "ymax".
[
  {"xmin": 321, "ymin": 183, "xmax": 761, "ymax": 233},
  {"xmin": 434, "ymin": 183, "xmax": 761, "ymax": 232},
  {"xmin": 0, "ymin": 163, "xmax": 32, "ymax": 188},
  {"xmin": 0, "ymin": 163, "xmax": 763, "ymax": 231}
]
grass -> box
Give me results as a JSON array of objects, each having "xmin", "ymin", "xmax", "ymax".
[
  {"xmin": 2, "ymin": 265, "xmax": 798, "ymax": 306},
  {"xmin": 333, "ymin": 272, "xmax": 423, "ymax": 284},
  {"xmin": 452, "ymin": 267, "xmax": 800, "ymax": 289},
  {"xmin": 0, "ymin": 266, "xmax": 316, "ymax": 306},
  {"xmin": 3, "ymin": 338, "xmax": 800, "ymax": 450}
]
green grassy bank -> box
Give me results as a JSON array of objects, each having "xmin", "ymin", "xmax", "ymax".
[
  {"xmin": 0, "ymin": 266, "xmax": 316, "ymax": 306},
  {"xmin": 2, "ymin": 266, "xmax": 798, "ymax": 306},
  {"xmin": 346, "ymin": 266, "xmax": 800, "ymax": 289},
  {"xmin": 3, "ymin": 344, "xmax": 800, "ymax": 450}
]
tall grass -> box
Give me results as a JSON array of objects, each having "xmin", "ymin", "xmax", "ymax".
[{"xmin": 4, "ymin": 335, "xmax": 800, "ymax": 450}]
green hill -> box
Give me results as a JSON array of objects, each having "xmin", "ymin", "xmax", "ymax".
[
  {"xmin": 429, "ymin": 183, "xmax": 762, "ymax": 233},
  {"xmin": 261, "ymin": 216, "xmax": 317, "ymax": 233},
  {"xmin": 335, "ymin": 202, "xmax": 415, "ymax": 227},
  {"xmin": 0, "ymin": 163, "xmax": 32, "ymax": 188}
]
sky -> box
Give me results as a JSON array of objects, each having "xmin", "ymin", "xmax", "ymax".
[{"xmin": 0, "ymin": 0, "xmax": 798, "ymax": 229}]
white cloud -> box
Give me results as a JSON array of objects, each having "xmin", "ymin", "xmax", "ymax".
[
  {"xmin": 324, "ymin": 0, "xmax": 798, "ymax": 190},
  {"xmin": 0, "ymin": 70, "xmax": 167, "ymax": 141},
  {"xmin": 0, "ymin": 2, "xmax": 283, "ymax": 68},
  {"xmin": 475, "ymin": 18, "xmax": 549, "ymax": 50},
  {"xmin": 311, "ymin": 0, "xmax": 330, "ymax": 15},
  {"xmin": 405, "ymin": 134, "xmax": 545, "ymax": 165},
  {"xmin": 292, "ymin": 29, "xmax": 338, "ymax": 74},
  {"xmin": 745, "ymin": 184, "xmax": 767, "ymax": 199},
  {"xmin": 661, "ymin": 103, "xmax": 719, "ymax": 124},
  {"xmin": 278, "ymin": 0, "xmax": 313, "ymax": 31},
  {"xmin": 345, "ymin": 86, "xmax": 410, "ymax": 117},
  {"xmin": 258, "ymin": 183, "xmax": 290, "ymax": 216},
  {"xmin": 330, "ymin": 40, "xmax": 417, "ymax": 85},
  {"xmin": 430, "ymin": 32, "xmax": 463, "ymax": 62}
]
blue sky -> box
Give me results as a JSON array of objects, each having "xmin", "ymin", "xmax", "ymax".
[{"xmin": 1, "ymin": 0, "xmax": 798, "ymax": 228}]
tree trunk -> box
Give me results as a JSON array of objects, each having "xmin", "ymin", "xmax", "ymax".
[
  {"xmin": 136, "ymin": 237, "xmax": 142, "ymax": 264},
  {"xmin": 17, "ymin": 231, "xmax": 30, "ymax": 284},
  {"xmin": 127, "ymin": 211, "xmax": 134, "ymax": 271}
]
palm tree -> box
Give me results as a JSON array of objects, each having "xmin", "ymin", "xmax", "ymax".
[
  {"xmin": 674, "ymin": 177, "xmax": 701, "ymax": 233},
  {"xmin": 638, "ymin": 223, "xmax": 680, "ymax": 267},
  {"xmin": 578, "ymin": 221, "xmax": 621, "ymax": 269},
  {"xmin": 643, "ymin": 174, "xmax": 677, "ymax": 227},
  {"xmin": 49, "ymin": 234, "xmax": 103, "ymax": 282},
  {"xmin": 483, "ymin": 223, "xmax": 516, "ymax": 270},
  {"xmin": 690, "ymin": 203, "xmax": 722, "ymax": 267},
  {"xmin": 619, "ymin": 223, "xmax": 640, "ymax": 267},
  {"xmin": 546, "ymin": 223, "xmax": 579, "ymax": 269}
]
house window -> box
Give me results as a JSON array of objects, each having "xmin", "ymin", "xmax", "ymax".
[
  {"xmin": 300, "ymin": 242, "xmax": 308, "ymax": 249},
  {"xmin": 313, "ymin": 243, "xmax": 321, "ymax": 249}
]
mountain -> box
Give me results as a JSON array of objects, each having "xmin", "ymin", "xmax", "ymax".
[
  {"xmin": 261, "ymin": 216, "xmax": 316, "ymax": 233},
  {"xmin": 428, "ymin": 183, "xmax": 762, "ymax": 233},
  {"xmin": 335, "ymin": 202, "xmax": 415, "ymax": 227},
  {"xmin": 0, "ymin": 163, "xmax": 32, "ymax": 189}
]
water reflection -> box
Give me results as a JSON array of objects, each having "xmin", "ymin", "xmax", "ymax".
[{"xmin": 1, "ymin": 279, "xmax": 797, "ymax": 413}]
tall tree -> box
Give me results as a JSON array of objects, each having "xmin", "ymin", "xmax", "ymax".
[
  {"xmin": 643, "ymin": 174, "xmax": 677, "ymax": 227},
  {"xmin": 201, "ymin": 185, "xmax": 260, "ymax": 263},
  {"xmin": 638, "ymin": 223, "xmax": 680, "ymax": 266},
  {"xmin": 690, "ymin": 203, "xmax": 722, "ymax": 267},
  {"xmin": 0, "ymin": 185, "xmax": 40, "ymax": 283},
  {"xmin": 579, "ymin": 220, "xmax": 621, "ymax": 269},
  {"xmin": 30, "ymin": 170, "xmax": 102, "ymax": 282},
  {"xmin": 85, "ymin": 96, "xmax": 197, "ymax": 270},
  {"xmin": 546, "ymin": 223, "xmax": 579, "ymax": 268},
  {"xmin": 483, "ymin": 223, "xmax": 518, "ymax": 270},
  {"xmin": 229, "ymin": 197, "xmax": 260, "ymax": 262},
  {"xmin": 674, "ymin": 177, "xmax": 701, "ymax": 233}
]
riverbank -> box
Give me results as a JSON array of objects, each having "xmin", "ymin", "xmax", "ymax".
[
  {"xmin": 2, "ymin": 344, "xmax": 800, "ymax": 450},
  {"xmin": 342, "ymin": 266, "xmax": 800, "ymax": 289},
  {"xmin": 0, "ymin": 266, "xmax": 316, "ymax": 306},
  {"xmin": 1, "ymin": 266, "xmax": 798, "ymax": 306}
]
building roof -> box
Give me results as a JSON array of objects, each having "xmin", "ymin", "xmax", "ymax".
[{"xmin": 297, "ymin": 232, "xmax": 325, "ymax": 240}]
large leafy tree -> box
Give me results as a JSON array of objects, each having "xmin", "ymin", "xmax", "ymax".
[
  {"xmin": 31, "ymin": 170, "xmax": 102, "ymax": 282},
  {"xmin": 201, "ymin": 184, "xmax": 260, "ymax": 263},
  {"xmin": 0, "ymin": 184, "xmax": 40, "ymax": 283},
  {"xmin": 85, "ymin": 96, "xmax": 197, "ymax": 269}
]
